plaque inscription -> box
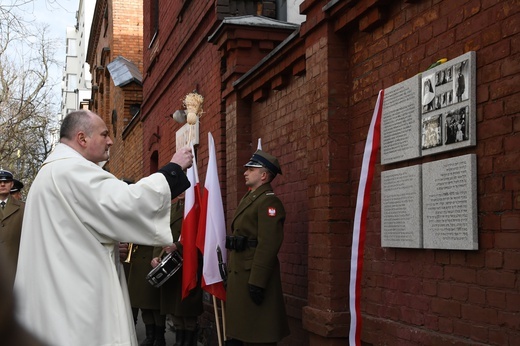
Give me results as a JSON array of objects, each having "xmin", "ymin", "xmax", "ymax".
[
  {"xmin": 422, "ymin": 154, "xmax": 478, "ymax": 250},
  {"xmin": 381, "ymin": 165, "xmax": 422, "ymax": 248}
]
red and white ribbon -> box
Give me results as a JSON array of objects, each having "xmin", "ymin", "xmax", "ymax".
[{"xmin": 349, "ymin": 90, "xmax": 384, "ymax": 345}]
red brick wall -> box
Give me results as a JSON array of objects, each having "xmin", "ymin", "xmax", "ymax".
[
  {"xmin": 303, "ymin": 0, "xmax": 518, "ymax": 345},
  {"xmin": 109, "ymin": 84, "xmax": 144, "ymax": 182},
  {"xmin": 141, "ymin": 0, "xmax": 520, "ymax": 345},
  {"xmin": 341, "ymin": 1, "xmax": 518, "ymax": 345},
  {"xmin": 142, "ymin": 1, "xmax": 224, "ymax": 176},
  {"xmin": 112, "ymin": 1, "xmax": 143, "ymax": 73},
  {"xmin": 232, "ymin": 0, "xmax": 519, "ymax": 344}
]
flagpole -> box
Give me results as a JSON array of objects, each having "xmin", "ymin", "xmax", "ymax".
[
  {"xmin": 212, "ymin": 295, "xmax": 223, "ymax": 346},
  {"xmin": 220, "ymin": 298, "xmax": 226, "ymax": 339}
]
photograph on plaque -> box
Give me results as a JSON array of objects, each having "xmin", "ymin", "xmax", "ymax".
[
  {"xmin": 422, "ymin": 65, "xmax": 455, "ymax": 113},
  {"xmin": 444, "ymin": 106, "xmax": 469, "ymax": 145},
  {"xmin": 421, "ymin": 114, "xmax": 442, "ymax": 150},
  {"xmin": 422, "ymin": 75, "xmax": 436, "ymax": 110},
  {"xmin": 381, "ymin": 51, "xmax": 475, "ymax": 165},
  {"xmin": 419, "ymin": 51, "xmax": 476, "ymax": 156},
  {"xmin": 454, "ymin": 60, "xmax": 469, "ymax": 103}
]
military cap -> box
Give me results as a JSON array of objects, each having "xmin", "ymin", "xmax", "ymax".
[
  {"xmin": 10, "ymin": 179, "xmax": 24, "ymax": 193},
  {"xmin": 244, "ymin": 150, "xmax": 282, "ymax": 175},
  {"xmin": 0, "ymin": 169, "xmax": 13, "ymax": 181}
]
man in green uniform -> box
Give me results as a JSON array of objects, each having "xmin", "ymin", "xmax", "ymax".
[
  {"xmin": 123, "ymin": 178, "xmax": 167, "ymax": 346},
  {"xmin": 151, "ymin": 195, "xmax": 203, "ymax": 346},
  {"xmin": 225, "ymin": 150, "xmax": 290, "ymax": 346},
  {"xmin": 127, "ymin": 243, "xmax": 166, "ymax": 346},
  {"xmin": 0, "ymin": 170, "xmax": 25, "ymax": 287},
  {"xmin": 10, "ymin": 178, "xmax": 24, "ymax": 201}
]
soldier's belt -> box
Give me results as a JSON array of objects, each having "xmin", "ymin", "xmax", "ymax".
[{"xmin": 225, "ymin": 235, "xmax": 258, "ymax": 251}]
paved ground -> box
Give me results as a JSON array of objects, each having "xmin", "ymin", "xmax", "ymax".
[
  {"xmin": 135, "ymin": 310, "xmax": 208, "ymax": 345},
  {"xmin": 135, "ymin": 311, "xmax": 177, "ymax": 344}
]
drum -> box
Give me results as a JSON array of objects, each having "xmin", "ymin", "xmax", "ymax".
[{"xmin": 146, "ymin": 251, "xmax": 183, "ymax": 287}]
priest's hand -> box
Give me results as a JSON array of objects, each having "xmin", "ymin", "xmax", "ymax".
[
  {"xmin": 171, "ymin": 147, "xmax": 193, "ymax": 170},
  {"xmin": 163, "ymin": 243, "xmax": 178, "ymax": 254},
  {"xmin": 119, "ymin": 242, "xmax": 129, "ymax": 262}
]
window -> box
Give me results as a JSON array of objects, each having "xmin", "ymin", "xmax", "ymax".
[
  {"xmin": 67, "ymin": 74, "xmax": 77, "ymax": 91},
  {"xmin": 148, "ymin": 0, "xmax": 159, "ymax": 48},
  {"xmin": 150, "ymin": 151, "xmax": 159, "ymax": 174},
  {"xmin": 67, "ymin": 39, "xmax": 77, "ymax": 56},
  {"xmin": 103, "ymin": 6, "xmax": 109, "ymax": 37},
  {"xmin": 130, "ymin": 104, "xmax": 140, "ymax": 118},
  {"xmin": 111, "ymin": 109, "xmax": 117, "ymax": 136}
]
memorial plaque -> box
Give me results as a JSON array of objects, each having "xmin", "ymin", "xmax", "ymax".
[
  {"xmin": 381, "ymin": 51, "xmax": 476, "ymax": 164},
  {"xmin": 379, "ymin": 52, "xmax": 478, "ymax": 250},
  {"xmin": 422, "ymin": 154, "xmax": 478, "ymax": 250},
  {"xmin": 176, "ymin": 121, "xmax": 199, "ymax": 148},
  {"xmin": 420, "ymin": 51, "xmax": 476, "ymax": 156},
  {"xmin": 381, "ymin": 75, "xmax": 421, "ymax": 164},
  {"xmin": 381, "ymin": 165, "xmax": 422, "ymax": 248}
]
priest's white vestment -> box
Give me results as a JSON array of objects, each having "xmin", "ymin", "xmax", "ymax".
[{"xmin": 14, "ymin": 143, "xmax": 177, "ymax": 346}]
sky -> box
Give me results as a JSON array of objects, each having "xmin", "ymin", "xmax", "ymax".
[
  {"xmin": 12, "ymin": 0, "xmax": 79, "ymax": 107},
  {"xmin": 23, "ymin": 0, "xmax": 79, "ymax": 51}
]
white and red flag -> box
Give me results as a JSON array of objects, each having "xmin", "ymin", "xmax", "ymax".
[
  {"xmin": 349, "ymin": 90, "xmax": 383, "ymax": 345},
  {"xmin": 181, "ymin": 144, "xmax": 201, "ymax": 299},
  {"xmin": 196, "ymin": 132, "xmax": 227, "ymax": 301}
]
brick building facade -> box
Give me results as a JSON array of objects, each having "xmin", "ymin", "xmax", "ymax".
[
  {"xmin": 86, "ymin": 0, "xmax": 144, "ymax": 182},
  {"xmin": 90, "ymin": 0, "xmax": 519, "ymax": 345}
]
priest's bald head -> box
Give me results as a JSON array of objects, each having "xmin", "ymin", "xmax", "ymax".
[{"xmin": 60, "ymin": 110, "xmax": 113, "ymax": 164}]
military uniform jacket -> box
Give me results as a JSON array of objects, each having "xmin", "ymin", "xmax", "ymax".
[
  {"xmin": 127, "ymin": 244, "xmax": 160, "ymax": 310},
  {"xmin": 153, "ymin": 200, "xmax": 203, "ymax": 316},
  {"xmin": 225, "ymin": 183, "xmax": 290, "ymax": 343},
  {"xmin": 0, "ymin": 197, "xmax": 25, "ymax": 286}
]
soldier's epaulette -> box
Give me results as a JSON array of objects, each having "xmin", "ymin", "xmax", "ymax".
[{"xmin": 265, "ymin": 192, "xmax": 276, "ymax": 196}]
